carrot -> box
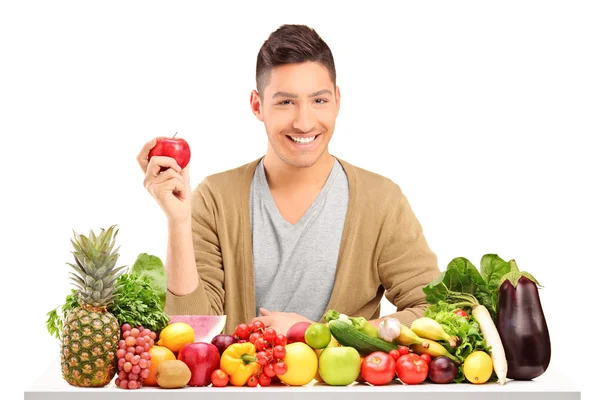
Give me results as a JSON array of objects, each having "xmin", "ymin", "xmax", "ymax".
[{"xmin": 472, "ymin": 304, "xmax": 508, "ymax": 385}]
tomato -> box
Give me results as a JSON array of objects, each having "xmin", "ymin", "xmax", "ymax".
[
  {"xmin": 234, "ymin": 324, "xmax": 251, "ymax": 340},
  {"xmin": 395, "ymin": 353, "xmax": 429, "ymax": 385},
  {"xmin": 398, "ymin": 346, "xmax": 410, "ymax": 356},
  {"xmin": 388, "ymin": 349, "xmax": 401, "ymax": 361},
  {"xmin": 247, "ymin": 375, "xmax": 258, "ymax": 387},
  {"xmin": 420, "ymin": 353, "xmax": 432, "ymax": 364},
  {"xmin": 258, "ymin": 373, "xmax": 272, "ymax": 387},
  {"xmin": 252, "ymin": 320, "xmax": 265, "ymax": 333},
  {"xmin": 454, "ymin": 309, "xmax": 469, "ymax": 318},
  {"xmin": 361, "ymin": 351, "xmax": 396, "ymax": 386},
  {"xmin": 211, "ymin": 369, "xmax": 229, "ymax": 387}
]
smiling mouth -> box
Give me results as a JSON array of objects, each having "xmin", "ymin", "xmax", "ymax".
[{"xmin": 286, "ymin": 134, "xmax": 321, "ymax": 145}]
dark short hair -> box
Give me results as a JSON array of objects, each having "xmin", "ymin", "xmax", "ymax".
[{"xmin": 256, "ymin": 24, "xmax": 336, "ymax": 98}]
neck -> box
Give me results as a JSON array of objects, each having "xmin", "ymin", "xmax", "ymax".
[{"xmin": 263, "ymin": 150, "xmax": 335, "ymax": 192}]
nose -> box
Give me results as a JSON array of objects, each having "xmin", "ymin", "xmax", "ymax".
[{"xmin": 292, "ymin": 103, "xmax": 315, "ymax": 133}]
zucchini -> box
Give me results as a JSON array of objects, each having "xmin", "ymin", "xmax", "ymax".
[{"xmin": 328, "ymin": 319, "xmax": 398, "ymax": 356}]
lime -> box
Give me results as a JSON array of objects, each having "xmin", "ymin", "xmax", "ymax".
[{"xmin": 304, "ymin": 323, "xmax": 331, "ymax": 349}]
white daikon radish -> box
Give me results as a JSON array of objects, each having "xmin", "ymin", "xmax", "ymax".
[{"xmin": 472, "ymin": 304, "xmax": 508, "ymax": 385}]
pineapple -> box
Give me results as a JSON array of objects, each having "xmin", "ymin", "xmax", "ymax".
[{"xmin": 60, "ymin": 225, "xmax": 127, "ymax": 387}]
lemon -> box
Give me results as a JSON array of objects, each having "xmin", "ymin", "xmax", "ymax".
[
  {"xmin": 277, "ymin": 342, "xmax": 318, "ymax": 386},
  {"xmin": 463, "ymin": 351, "xmax": 493, "ymax": 384},
  {"xmin": 157, "ymin": 322, "xmax": 195, "ymax": 353}
]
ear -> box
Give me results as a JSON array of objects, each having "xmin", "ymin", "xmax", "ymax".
[
  {"xmin": 335, "ymin": 85, "xmax": 341, "ymax": 115},
  {"xmin": 250, "ymin": 90, "xmax": 264, "ymax": 122}
]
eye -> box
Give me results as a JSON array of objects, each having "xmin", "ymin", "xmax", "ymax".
[
  {"xmin": 315, "ymin": 98, "xmax": 328, "ymax": 104},
  {"xmin": 277, "ymin": 100, "xmax": 292, "ymax": 105}
]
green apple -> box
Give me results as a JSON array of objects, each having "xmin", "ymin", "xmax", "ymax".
[{"xmin": 318, "ymin": 346, "xmax": 361, "ymax": 386}]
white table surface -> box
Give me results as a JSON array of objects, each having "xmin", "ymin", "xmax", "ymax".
[{"xmin": 25, "ymin": 360, "xmax": 580, "ymax": 400}]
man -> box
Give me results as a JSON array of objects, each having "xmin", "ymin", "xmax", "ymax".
[{"xmin": 137, "ymin": 24, "xmax": 440, "ymax": 336}]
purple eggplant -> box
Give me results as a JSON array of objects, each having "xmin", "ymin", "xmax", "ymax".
[{"xmin": 496, "ymin": 261, "xmax": 551, "ymax": 380}]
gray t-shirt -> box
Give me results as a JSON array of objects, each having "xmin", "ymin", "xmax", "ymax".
[{"xmin": 249, "ymin": 158, "xmax": 349, "ymax": 322}]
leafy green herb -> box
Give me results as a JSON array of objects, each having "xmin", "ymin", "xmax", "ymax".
[
  {"xmin": 46, "ymin": 290, "xmax": 79, "ymax": 339},
  {"xmin": 111, "ymin": 273, "xmax": 170, "ymax": 332},
  {"xmin": 423, "ymin": 254, "xmax": 510, "ymax": 320},
  {"xmin": 46, "ymin": 272, "xmax": 170, "ymax": 339}
]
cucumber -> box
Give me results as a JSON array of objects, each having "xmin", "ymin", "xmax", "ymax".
[{"xmin": 328, "ymin": 320, "xmax": 398, "ymax": 356}]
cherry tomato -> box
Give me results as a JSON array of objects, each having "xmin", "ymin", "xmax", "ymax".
[
  {"xmin": 395, "ymin": 353, "xmax": 429, "ymax": 385},
  {"xmin": 256, "ymin": 351, "xmax": 268, "ymax": 366},
  {"xmin": 249, "ymin": 332, "xmax": 261, "ymax": 344},
  {"xmin": 388, "ymin": 349, "xmax": 401, "ymax": 361},
  {"xmin": 211, "ymin": 369, "xmax": 229, "ymax": 387},
  {"xmin": 258, "ymin": 373, "xmax": 272, "ymax": 387},
  {"xmin": 247, "ymin": 375, "xmax": 259, "ymax": 387},
  {"xmin": 273, "ymin": 345, "xmax": 286, "ymax": 360},
  {"xmin": 361, "ymin": 351, "xmax": 396, "ymax": 386},
  {"xmin": 234, "ymin": 324, "xmax": 251, "ymax": 340},
  {"xmin": 263, "ymin": 328, "xmax": 277, "ymax": 343},
  {"xmin": 255, "ymin": 338, "xmax": 267, "ymax": 351},
  {"xmin": 274, "ymin": 334, "xmax": 287, "ymax": 347},
  {"xmin": 420, "ymin": 353, "xmax": 432, "ymax": 364},
  {"xmin": 454, "ymin": 309, "xmax": 469, "ymax": 318},
  {"xmin": 398, "ymin": 346, "xmax": 410, "ymax": 356},
  {"xmin": 273, "ymin": 362, "xmax": 287, "ymax": 376},
  {"xmin": 263, "ymin": 363, "xmax": 276, "ymax": 377},
  {"xmin": 252, "ymin": 320, "xmax": 265, "ymax": 333}
]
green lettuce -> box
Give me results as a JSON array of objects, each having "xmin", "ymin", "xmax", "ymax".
[
  {"xmin": 130, "ymin": 253, "xmax": 167, "ymax": 309},
  {"xmin": 425, "ymin": 301, "xmax": 493, "ymax": 383}
]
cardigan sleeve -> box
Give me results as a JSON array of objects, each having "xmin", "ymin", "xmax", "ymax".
[
  {"xmin": 164, "ymin": 181, "xmax": 225, "ymax": 316},
  {"xmin": 377, "ymin": 189, "xmax": 441, "ymax": 327}
]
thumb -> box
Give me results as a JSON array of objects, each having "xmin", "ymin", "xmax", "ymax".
[{"xmin": 259, "ymin": 307, "xmax": 271, "ymax": 316}]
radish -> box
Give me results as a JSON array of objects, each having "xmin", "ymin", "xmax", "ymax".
[{"xmin": 471, "ymin": 304, "xmax": 508, "ymax": 385}]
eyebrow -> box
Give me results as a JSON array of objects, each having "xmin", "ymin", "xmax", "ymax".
[{"xmin": 272, "ymin": 89, "xmax": 333, "ymax": 99}]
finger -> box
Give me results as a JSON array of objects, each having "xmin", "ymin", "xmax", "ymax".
[
  {"xmin": 151, "ymin": 177, "xmax": 186, "ymax": 201},
  {"xmin": 259, "ymin": 308, "xmax": 271, "ymax": 316},
  {"xmin": 145, "ymin": 170, "xmax": 185, "ymax": 199},
  {"xmin": 144, "ymin": 156, "xmax": 182, "ymax": 182},
  {"xmin": 148, "ymin": 168, "xmax": 184, "ymax": 187},
  {"xmin": 137, "ymin": 137, "xmax": 159, "ymax": 173}
]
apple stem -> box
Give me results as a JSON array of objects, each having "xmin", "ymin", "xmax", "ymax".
[{"xmin": 173, "ymin": 132, "xmax": 178, "ymax": 139}]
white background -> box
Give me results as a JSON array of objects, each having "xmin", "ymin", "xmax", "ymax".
[{"xmin": 2, "ymin": 1, "xmax": 598, "ymax": 399}]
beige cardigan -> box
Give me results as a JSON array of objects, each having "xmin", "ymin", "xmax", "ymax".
[{"xmin": 165, "ymin": 156, "xmax": 441, "ymax": 335}]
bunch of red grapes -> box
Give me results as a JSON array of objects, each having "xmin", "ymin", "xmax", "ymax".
[
  {"xmin": 115, "ymin": 324, "xmax": 156, "ymax": 389},
  {"xmin": 234, "ymin": 321, "xmax": 288, "ymax": 387}
]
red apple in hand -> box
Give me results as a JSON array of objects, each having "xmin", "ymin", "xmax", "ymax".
[
  {"xmin": 148, "ymin": 134, "xmax": 191, "ymax": 170},
  {"xmin": 177, "ymin": 342, "xmax": 221, "ymax": 386}
]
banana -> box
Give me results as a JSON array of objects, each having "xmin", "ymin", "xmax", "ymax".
[
  {"xmin": 411, "ymin": 317, "xmax": 462, "ymax": 348},
  {"xmin": 394, "ymin": 324, "xmax": 429, "ymax": 347},
  {"xmin": 411, "ymin": 338, "xmax": 461, "ymax": 363}
]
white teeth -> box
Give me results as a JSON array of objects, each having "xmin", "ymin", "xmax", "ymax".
[{"xmin": 290, "ymin": 135, "xmax": 316, "ymax": 144}]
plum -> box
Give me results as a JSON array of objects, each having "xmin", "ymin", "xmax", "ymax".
[
  {"xmin": 428, "ymin": 356, "xmax": 458, "ymax": 384},
  {"xmin": 286, "ymin": 321, "xmax": 312, "ymax": 344},
  {"xmin": 211, "ymin": 334, "xmax": 236, "ymax": 355}
]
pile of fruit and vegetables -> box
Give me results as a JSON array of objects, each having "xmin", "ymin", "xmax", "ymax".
[{"xmin": 46, "ymin": 224, "xmax": 551, "ymax": 389}]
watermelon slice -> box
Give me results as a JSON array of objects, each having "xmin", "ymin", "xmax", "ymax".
[{"xmin": 168, "ymin": 315, "xmax": 227, "ymax": 343}]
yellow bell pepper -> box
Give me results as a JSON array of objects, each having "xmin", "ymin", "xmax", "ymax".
[{"xmin": 220, "ymin": 342, "xmax": 260, "ymax": 386}]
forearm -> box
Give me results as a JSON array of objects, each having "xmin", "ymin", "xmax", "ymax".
[{"xmin": 165, "ymin": 217, "xmax": 199, "ymax": 296}]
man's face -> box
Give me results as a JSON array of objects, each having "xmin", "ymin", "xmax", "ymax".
[{"xmin": 251, "ymin": 62, "xmax": 341, "ymax": 168}]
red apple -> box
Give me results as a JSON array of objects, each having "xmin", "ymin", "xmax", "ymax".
[
  {"xmin": 148, "ymin": 136, "xmax": 191, "ymax": 169},
  {"xmin": 177, "ymin": 342, "xmax": 220, "ymax": 386},
  {"xmin": 286, "ymin": 321, "xmax": 312, "ymax": 344}
]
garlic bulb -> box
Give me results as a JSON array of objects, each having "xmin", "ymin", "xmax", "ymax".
[{"xmin": 378, "ymin": 317, "xmax": 401, "ymax": 342}]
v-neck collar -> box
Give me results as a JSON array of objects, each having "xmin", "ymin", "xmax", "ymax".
[
  {"xmin": 239, "ymin": 155, "xmax": 358, "ymax": 322},
  {"xmin": 255, "ymin": 157, "xmax": 341, "ymax": 229}
]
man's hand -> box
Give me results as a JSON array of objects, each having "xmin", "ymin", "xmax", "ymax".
[{"xmin": 252, "ymin": 308, "xmax": 314, "ymax": 335}]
